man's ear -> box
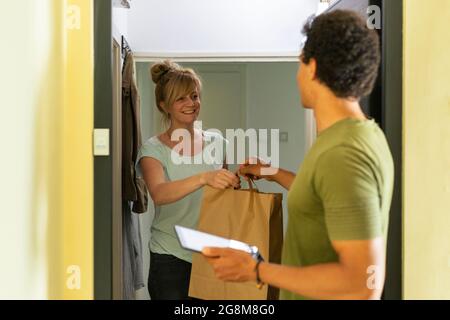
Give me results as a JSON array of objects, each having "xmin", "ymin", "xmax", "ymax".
[{"xmin": 309, "ymin": 58, "xmax": 318, "ymax": 81}]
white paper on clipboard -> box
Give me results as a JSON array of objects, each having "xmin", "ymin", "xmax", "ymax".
[{"xmin": 174, "ymin": 225, "xmax": 253, "ymax": 254}]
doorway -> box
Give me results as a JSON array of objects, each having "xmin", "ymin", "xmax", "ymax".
[
  {"xmin": 94, "ymin": 0, "xmax": 404, "ymax": 300},
  {"xmin": 134, "ymin": 61, "xmax": 307, "ymax": 298}
]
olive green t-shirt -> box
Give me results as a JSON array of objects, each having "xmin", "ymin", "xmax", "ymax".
[{"xmin": 280, "ymin": 118, "xmax": 394, "ymax": 300}]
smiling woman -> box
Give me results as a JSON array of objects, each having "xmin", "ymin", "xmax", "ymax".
[
  {"xmin": 135, "ymin": 60, "xmax": 240, "ymax": 299},
  {"xmin": 151, "ymin": 60, "xmax": 203, "ymax": 130}
]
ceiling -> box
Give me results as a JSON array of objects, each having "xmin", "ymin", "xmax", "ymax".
[{"xmin": 117, "ymin": 0, "xmax": 319, "ymax": 57}]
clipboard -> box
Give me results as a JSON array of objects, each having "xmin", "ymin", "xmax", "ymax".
[{"xmin": 174, "ymin": 225, "xmax": 255, "ymax": 255}]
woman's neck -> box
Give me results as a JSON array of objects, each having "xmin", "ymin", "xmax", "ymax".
[
  {"xmin": 166, "ymin": 123, "xmax": 196, "ymax": 139},
  {"xmin": 163, "ymin": 122, "xmax": 203, "ymax": 157}
]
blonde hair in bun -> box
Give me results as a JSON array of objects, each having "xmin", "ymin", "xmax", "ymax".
[{"xmin": 150, "ymin": 60, "xmax": 202, "ymax": 127}]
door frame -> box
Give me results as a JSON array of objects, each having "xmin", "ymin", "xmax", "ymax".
[
  {"xmin": 95, "ymin": 0, "xmax": 404, "ymax": 300},
  {"xmin": 381, "ymin": 0, "xmax": 403, "ymax": 300},
  {"xmin": 94, "ymin": 0, "xmax": 113, "ymax": 300}
]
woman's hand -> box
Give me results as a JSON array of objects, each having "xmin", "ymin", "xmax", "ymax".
[
  {"xmin": 201, "ymin": 169, "xmax": 241, "ymax": 190},
  {"xmin": 238, "ymin": 158, "xmax": 276, "ymax": 181}
]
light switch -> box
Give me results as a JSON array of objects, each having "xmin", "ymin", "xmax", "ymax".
[
  {"xmin": 280, "ymin": 132, "xmax": 289, "ymax": 143},
  {"xmin": 94, "ymin": 129, "xmax": 110, "ymax": 156}
]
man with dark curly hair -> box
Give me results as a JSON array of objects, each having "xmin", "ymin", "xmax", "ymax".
[{"xmin": 203, "ymin": 10, "xmax": 394, "ymax": 300}]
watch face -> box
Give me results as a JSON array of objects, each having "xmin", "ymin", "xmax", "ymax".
[{"xmin": 249, "ymin": 246, "xmax": 264, "ymax": 262}]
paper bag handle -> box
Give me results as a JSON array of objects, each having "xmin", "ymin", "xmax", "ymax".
[
  {"xmin": 234, "ymin": 169, "xmax": 259, "ymax": 192},
  {"xmin": 248, "ymin": 178, "xmax": 259, "ymax": 192}
]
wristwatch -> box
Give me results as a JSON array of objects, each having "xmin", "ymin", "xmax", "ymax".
[
  {"xmin": 249, "ymin": 246, "xmax": 265, "ymax": 289},
  {"xmin": 249, "ymin": 245, "xmax": 263, "ymax": 261}
]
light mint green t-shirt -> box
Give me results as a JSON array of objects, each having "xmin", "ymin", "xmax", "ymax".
[
  {"xmin": 280, "ymin": 118, "xmax": 394, "ymax": 300},
  {"xmin": 136, "ymin": 131, "xmax": 226, "ymax": 263}
]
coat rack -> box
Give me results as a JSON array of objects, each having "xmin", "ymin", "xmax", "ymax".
[
  {"xmin": 121, "ymin": 36, "xmax": 132, "ymax": 59},
  {"xmin": 113, "ymin": 0, "xmax": 131, "ymax": 9}
]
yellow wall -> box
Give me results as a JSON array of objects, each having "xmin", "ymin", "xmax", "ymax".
[
  {"xmin": 62, "ymin": 0, "xmax": 94, "ymax": 300},
  {"xmin": 403, "ymin": 0, "xmax": 450, "ymax": 299},
  {"xmin": 0, "ymin": 0, "xmax": 93, "ymax": 299}
]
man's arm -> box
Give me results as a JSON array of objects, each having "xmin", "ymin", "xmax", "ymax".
[
  {"xmin": 238, "ymin": 159, "xmax": 296, "ymax": 190},
  {"xmin": 270, "ymin": 168, "xmax": 297, "ymax": 190},
  {"xmin": 203, "ymin": 237, "xmax": 385, "ymax": 300},
  {"xmin": 258, "ymin": 237, "xmax": 385, "ymax": 299}
]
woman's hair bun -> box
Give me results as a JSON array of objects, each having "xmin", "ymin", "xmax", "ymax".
[{"xmin": 150, "ymin": 60, "xmax": 180, "ymax": 84}]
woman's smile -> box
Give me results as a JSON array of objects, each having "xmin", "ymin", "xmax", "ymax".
[{"xmin": 181, "ymin": 109, "xmax": 196, "ymax": 115}]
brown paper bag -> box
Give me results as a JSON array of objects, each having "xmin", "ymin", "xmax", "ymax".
[{"xmin": 189, "ymin": 182, "xmax": 283, "ymax": 300}]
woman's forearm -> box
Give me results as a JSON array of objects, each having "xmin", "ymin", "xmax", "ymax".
[
  {"xmin": 270, "ymin": 168, "xmax": 296, "ymax": 190},
  {"xmin": 150, "ymin": 173, "xmax": 205, "ymax": 206}
]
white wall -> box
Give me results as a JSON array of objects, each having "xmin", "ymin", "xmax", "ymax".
[
  {"xmin": 127, "ymin": 0, "xmax": 318, "ymax": 56},
  {"xmin": 0, "ymin": 1, "xmax": 50, "ymax": 299},
  {"xmin": 245, "ymin": 63, "xmax": 305, "ymax": 232},
  {"xmin": 113, "ymin": 7, "xmax": 128, "ymax": 43}
]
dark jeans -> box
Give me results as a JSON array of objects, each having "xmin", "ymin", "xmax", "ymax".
[{"xmin": 148, "ymin": 252, "xmax": 192, "ymax": 300}]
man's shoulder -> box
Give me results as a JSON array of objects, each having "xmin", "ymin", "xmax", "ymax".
[{"xmin": 321, "ymin": 119, "xmax": 389, "ymax": 156}]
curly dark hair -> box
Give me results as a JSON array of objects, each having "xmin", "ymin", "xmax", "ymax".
[{"xmin": 301, "ymin": 10, "xmax": 381, "ymax": 99}]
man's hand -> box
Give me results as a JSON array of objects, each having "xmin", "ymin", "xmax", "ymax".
[
  {"xmin": 238, "ymin": 158, "xmax": 295, "ymax": 190},
  {"xmin": 202, "ymin": 247, "xmax": 257, "ymax": 282},
  {"xmin": 238, "ymin": 158, "xmax": 275, "ymax": 181}
]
